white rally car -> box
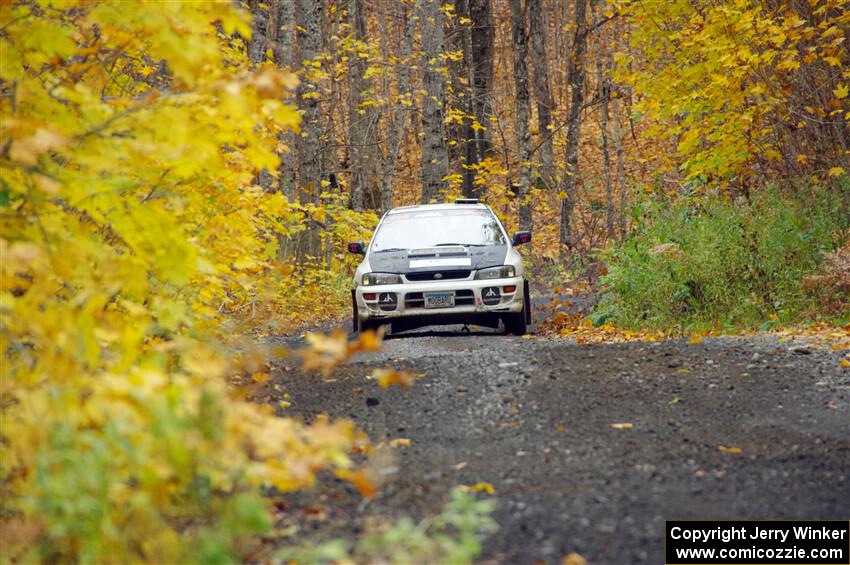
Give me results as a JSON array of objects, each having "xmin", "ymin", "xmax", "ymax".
[{"xmin": 348, "ymin": 199, "xmax": 532, "ymax": 335}]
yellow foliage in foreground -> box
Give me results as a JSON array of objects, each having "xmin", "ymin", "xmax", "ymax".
[{"xmin": 0, "ymin": 2, "xmax": 365, "ymax": 561}]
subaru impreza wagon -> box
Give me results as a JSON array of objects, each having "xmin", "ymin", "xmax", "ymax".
[{"xmin": 348, "ymin": 199, "xmax": 532, "ymax": 335}]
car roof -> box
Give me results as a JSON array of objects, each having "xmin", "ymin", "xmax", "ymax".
[{"xmin": 386, "ymin": 203, "xmax": 489, "ymax": 215}]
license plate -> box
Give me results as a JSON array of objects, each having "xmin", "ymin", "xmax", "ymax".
[{"xmin": 424, "ymin": 291, "xmax": 455, "ymax": 309}]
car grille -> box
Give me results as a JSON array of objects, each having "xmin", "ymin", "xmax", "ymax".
[
  {"xmin": 404, "ymin": 289, "xmax": 474, "ymax": 309},
  {"xmin": 405, "ymin": 270, "xmax": 471, "ymax": 282}
]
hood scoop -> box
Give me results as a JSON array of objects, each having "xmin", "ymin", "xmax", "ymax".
[{"xmin": 408, "ymin": 246, "xmax": 468, "ymax": 258}]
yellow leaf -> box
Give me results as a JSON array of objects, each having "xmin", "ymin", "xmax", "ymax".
[
  {"xmin": 840, "ymin": 359, "xmax": 850, "ymax": 368},
  {"xmin": 34, "ymin": 174, "xmax": 60, "ymax": 195},
  {"xmin": 834, "ymin": 84, "xmax": 849, "ymax": 99},
  {"xmin": 609, "ymin": 423, "xmax": 633, "ymax": 430},
  {"xmin": 460, "ymin": 482, "xmax": 495, "ymax": 494},
  {"xmin": 718, "ymin": 445, "xmax": 742, "ymax": 454},
  {"xmin": 389, "ymin": 438, "xmax": 412, "ymax": 447},
  {"xmin": 828, "ymin": 167, "xmax": 845, "ymax": 177},
  {"xmin": 563, "ymin": 553, "xmax": 588, "ymax": 565},
  {"xmin": 9, "ymin": 128, "xmax": 67, "ymax": 165}
]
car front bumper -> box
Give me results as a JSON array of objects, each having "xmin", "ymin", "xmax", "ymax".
[{"xmin": 354, "ymin": 276, "xmax": 525, "ymax": 322}]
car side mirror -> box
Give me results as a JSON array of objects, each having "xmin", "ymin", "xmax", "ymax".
[
  {"xmin": 347, "ymin": 241, "xmax": 366, "ymax": 255},
  {"xmin": 512, "ymin": 231, "xmax": 532, "ymax": 246}
]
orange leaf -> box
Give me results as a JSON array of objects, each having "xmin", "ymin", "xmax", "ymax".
[{"xmin": 372, "ymin": 368, "xmax": 420, "ymax": 389}]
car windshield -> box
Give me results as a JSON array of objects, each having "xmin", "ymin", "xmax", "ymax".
[{"xmin": 371, "ymin": 209, "xmax": 506, "ymax": 252}]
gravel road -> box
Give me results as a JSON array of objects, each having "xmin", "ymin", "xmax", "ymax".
[{"xmin": 270, "ymin": 326, "xmax": 850, "ymax": 564}]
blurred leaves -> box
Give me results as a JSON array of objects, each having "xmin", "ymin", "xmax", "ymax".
[{"xmin": 0, "ymin": 1, "xmax": 370, "ymax": 562}]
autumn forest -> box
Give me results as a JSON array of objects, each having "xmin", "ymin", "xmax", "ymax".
[{"xmin": 1, "ymin": 0, "xmax": 849, "ymax": 562}]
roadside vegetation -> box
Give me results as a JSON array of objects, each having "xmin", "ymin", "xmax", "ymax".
[
  {"xmin": 595, "ymin": 186, "xmax": 850, "ymax": 333},
  {"xmin": 1, "ymin": 0, "xmax": 848, "ymax": 562}
]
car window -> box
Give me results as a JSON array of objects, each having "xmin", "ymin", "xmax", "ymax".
[{"xmin": 371, "ymin": 209, "xmax": 506, "ymax": 252}]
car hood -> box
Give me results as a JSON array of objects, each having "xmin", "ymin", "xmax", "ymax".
[{"xmin": 367, "ymin": 245, "xmax": 508, "ymax": 274}]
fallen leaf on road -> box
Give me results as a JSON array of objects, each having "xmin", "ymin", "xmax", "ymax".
[
  {"xmin": 840, "ymin": 359, "xmax": 850, "ymax": 368},
  {"xmin": 609, "ymin": 423, "xmax": 634, "ymax": 429},
  {"xmin": 563, "ymin": 552, "xmax": 588, "ymax": 565},
  {"xmin": 461, "ymin": 482, "xmax": 495, "ymax": 494},
  {"xmin": 337, "ymin": 469, "xmax": 377, "ymax": 498},
  {"xmin": 302, "ymin": 505, "xmax": 327, "ymax": 520},
  {"xmin": 718, "ymin": 445, "xmax": 742, "ymax": 454},
  {"xmin": 556, "ymin": 425, "xmax": 567, "ymax": 433},
  {"xmin": 372, "ymin": 368, "xmax": 420, "ymax": 389},
  {"xmin": 389, "ymin": 438, "xmax": 411, "ymax": 448}
]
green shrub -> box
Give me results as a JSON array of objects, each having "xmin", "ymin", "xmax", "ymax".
[
  {"xmin": 277, "ymin": 488, "xmax": 498, "ymax": 564},
  {"xmin": 595, "ymin": 186, "xmax": 849, "ymax": 332}
]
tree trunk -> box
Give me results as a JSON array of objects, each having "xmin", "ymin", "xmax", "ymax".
[
  {"xmin": 528, "ymin": 0, "xmax": 554, "ymax": 189},
  {"xmin": 612, "ymin": 92, "xmax": 627, "ymax": 239},
  {"xmin": 296, "ymin": 0, "xmax": 324, "ymax": 259},
  {"xmin": 248, "ymin": 0, "xmax": 270, "ymax": 66},
  {"xmin": 347, "ymin": 0, "xmax": 374, "ymax": 211},
  {"xmin": 459, "ymin": 0, "xmax": 494, "ymax": 198},
  {"xmin": 276, "ymin": 0, "xmax": 297, "ymax": 198},
  {"xmin": 610, "ymin": 19, "xmax": 627, "ymax": 240},
  {"xmin": 456, "ymin": 0, "xmax": 476, "ymax": 197},
  {"xmin": 559, "ymin": 0, "xmax": 588, "ymax": 250},
  {"xmin": 248, "ymin": 0, "xmax": 275, "ymax": 190},
  {"xmin": 420, "ymin": 0, "xmax": 449, "ymax": 203},
  {"xmin": 595, "ymin": 1, "xmax": 613, "ymax": 240},
  {"xmin": 509, "ymin": 0, "xmax": 533, "ymax": 232},
  {"xmin": 380, "ymin": 1, "xmax": 419, "ymax": 211}
]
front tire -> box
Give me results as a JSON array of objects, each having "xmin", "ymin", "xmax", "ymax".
[
  {"xmin": 351, "ymin": 290, "xmax": 359, "ymax": 333},
  {"xmin": 504, "ymin": 307, "xmax": 527, "ymax": 336},
  {"xmin": 504, "ymin": 281, "xmax": 530, "ymax": 335}
]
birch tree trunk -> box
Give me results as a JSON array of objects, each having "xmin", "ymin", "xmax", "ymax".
[
  {"xmin": 559, "ymin": 0, "xmax": 588, "ymax": 250},
  {"xmin": 420, "ymin": 0, "xmax": 449, "ymax": 204},
  {"xmin": 509, "ymin": 0, "xmax": 533, "ymax": 232},
  {"xmin": 609, "ymin": 18, "xmax": 627, "ymax": 239},
  {"xmin": 612, "ymin": 92, "xmax": 627, "ymax": 239},
  {"xmin": 528, "ymin": 0, "xmax": 554, "ymax": 189}
]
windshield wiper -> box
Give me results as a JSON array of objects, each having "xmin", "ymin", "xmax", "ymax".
[
  {"xmin": 434, "ymin": 242, "xmax": 487, "ymax": 247},
  {"xmin": 373, "ymin": 247, "xmax": 407, "ymax": 253}
]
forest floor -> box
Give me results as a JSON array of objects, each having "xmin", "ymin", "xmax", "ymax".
[{"xmin": 266, "ymin": 305, "xmax": 850, "ymax": 564}]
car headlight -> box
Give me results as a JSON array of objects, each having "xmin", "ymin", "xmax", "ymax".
[
  {"xmin": 362, "ymin": 272, "xmax": 402, "ymax": 286},
  {"xmin": 475, "ymin": 265, "xmax": 516, "ymax": 280}
]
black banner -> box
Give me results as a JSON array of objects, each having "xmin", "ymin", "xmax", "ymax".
[{"xmin": 666, "ymin": 520, "xmax": 850, "ymax": 564}]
